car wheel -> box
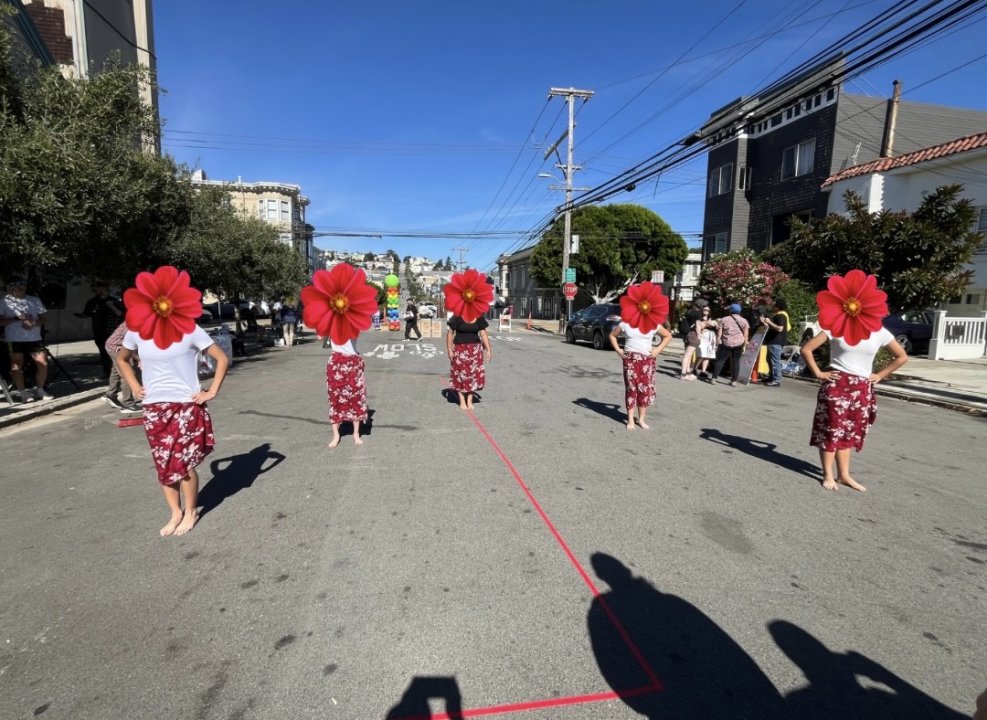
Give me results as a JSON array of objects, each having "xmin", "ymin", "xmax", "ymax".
[
  {"xmin": 565, "ymin": 328, "xmax": 575, "ymax": 344},
  {"xmin": 593, "ymin": 331, "xmax": 606, "ymax": 350},
  {"xmin": 895, "ymin": 333, "xmax": 913, "ymax": 354}
]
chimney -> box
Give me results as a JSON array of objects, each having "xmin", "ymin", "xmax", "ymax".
[{"xmin": 879, "ymin": 80, "xmax": 902, "ymax": 158}]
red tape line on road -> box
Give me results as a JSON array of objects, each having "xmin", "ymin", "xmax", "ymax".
[
  {"xmin": 390, "ymin": 684, "xmax": 659, "ymax": 720},
  {"xmin": 465, "ymin": 410, "xmax": 664, "ymax": 692}
]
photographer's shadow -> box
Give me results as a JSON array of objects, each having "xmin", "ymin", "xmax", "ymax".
[
  {"xmin": 588, "ymin": 552, "xmax": 783, "ymax": 718},
  {"xmin": 198, "ymin": 443, "xmax": 285, "ymax": 517},
  {"xmin": 384, "ymin": 675, "xmax": 463, "ymax": 719},
  {"xmin": 770, "ymin": 621, "xmax": 968, "ymax": 719},
  {"xmin": 699, "ymin": 427, "xmax": 822, "ymax": 482}
]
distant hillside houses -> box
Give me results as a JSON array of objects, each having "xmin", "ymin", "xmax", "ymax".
[{"xmin": 313, "ymin": 250, "xmax": 451, "ymax": 289}]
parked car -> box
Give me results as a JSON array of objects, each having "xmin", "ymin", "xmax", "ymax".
[
  {"xmin": 196, "ymin": 306, "xmax": 215, "ymax": 322},
  {"xmin": 883, "ymin": 309, "xmax": 933, "ymax": 354},
  {"xmin": 418, "ymin": 302, "xmax": 438, "ymax": 319},
  {"xmin": 798, "ymin": 309, "xmax": 933, "ymax": 355},
  {"xmin": 565, "ymin": 303, "xmax": 622, "ymax": 350}
]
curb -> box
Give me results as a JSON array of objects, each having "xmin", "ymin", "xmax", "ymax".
[{"xmin": 0, "ymin": 388, "xmax": 106, "ymax": 430}]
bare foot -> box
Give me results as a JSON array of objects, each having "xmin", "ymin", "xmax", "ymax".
[
  {"xmin": 638, "ymin": 421, "xmax": 650, "ymax": 430},
  {"xmin": 466, "ymin": 402, "xmax": 474, "ymax": 410},
  {"xmin": 328, "ymin": 436, "xmax": 340, "ymax": 448},
  {"xmin": 837, "ymin": 475, "xmax": 867, "ymax": 492},
  {"xmin": 354, "ymin": 436, "xmax": 363, "ymax": 445},
  {"xmin": 459, "ymin": 403, "xmax": 468, "ymax": 411},
  {"xmin": 160, "ymin": 512, "xmax": 183, "ymax": 537},
  {"xmin": 821, "ymin": 478, "xmax": 839, "ymax": 491},
  {"xmin": 626, "ymin": 422, "xmax": 635, "ymax": 431},
  {"xmin": 173, "ymin": 510, "xmax": 199, "ymax": 536}
]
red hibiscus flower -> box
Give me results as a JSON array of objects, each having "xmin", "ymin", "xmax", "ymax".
[
  {"xmin": 443, "ymin": 269, "xmax": 494, "ymax": 323},
  {"xmin": 123, "ymin": 266, "xmax": 202, "ymax": 349},
  {"xmin": 816, "ymin": 269, "xmax": 888, "ymax": 346},
  {"xmin": 301, "ymin": 263, "xmax": 378, "ymax": 345},
  {"xmin": 619, "ymin": 281, "xmax": 669, "ymax": 333}
]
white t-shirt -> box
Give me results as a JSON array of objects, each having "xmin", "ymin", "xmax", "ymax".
[
  {"xmin": 825, "ymin": 327, "xmax": 894, "ymax": 378},
  {"xmin": 619, "ymin": 322, "xmax": 656, "ymax": 356},
  {"xmin": 1, "ymin": 294, "xmax": 47, "ymax": 342},
  {"xmin": 122, "ymin": 326, "xmax": 215, "ymax": 404},
  {"xmin": 330, "ymin": 339, "xmax": 358, "ymax": 356}
]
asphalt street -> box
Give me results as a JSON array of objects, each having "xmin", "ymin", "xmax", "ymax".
[{"xmin": 1, "ymin": 330, "xmax": 984, "ymax": 719}]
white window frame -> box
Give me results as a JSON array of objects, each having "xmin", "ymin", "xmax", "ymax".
[
  {"xmin": 781, "ymin": 138, "xmax": 815, "ymax": 180},
  {"xmin": 266, "ymin": 199, "xmax": 278, "ymax": 220},
  {"xmin": 280, "ymin": 200, "xmax": 290, "ymax": 223},
  {"xmin": 708, "ymin": 163, "xmax": 733, "ymax": 198}
]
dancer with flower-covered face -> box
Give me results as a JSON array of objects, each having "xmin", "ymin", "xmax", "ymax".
[
  {"xmin": 443, "ymin": 269, "xmax": 494, "ymax": 411},
  {"xmin": 800, "ymin": 270, "xmax": 908, "ymax": 492},
  {"xmin": 610, "ymin": 282, "xmax": 673, "ymax": 430},
  {"xmin": 301, "ymin": 263, "xmax": 378, "ymax": 448},
  {"xmin": 115, "ymin": 267, "xmax": 229, "ymax": 536}
]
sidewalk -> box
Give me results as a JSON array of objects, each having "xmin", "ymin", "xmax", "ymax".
[
  {"xmin": 520, "ymin": 319, "xmax": 987, "ymax": 416},
  {"xmin": 0, "ymin": 324, "xmax": 283, "ymax": 430}
]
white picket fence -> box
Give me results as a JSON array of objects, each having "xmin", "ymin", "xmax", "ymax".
[{"xmin": 928, "ymin": 310, "xmax": 987, "ymax": 360}]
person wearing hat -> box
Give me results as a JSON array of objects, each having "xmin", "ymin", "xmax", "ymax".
[
  {"xmin": 75, "ymin": 280, "xmax": 123, "ymax": 376},
  {"xmin": 708, "ymin": 302, "xmax": 749, "ymax": 386},
  {"xmin": 1, "ymin": 277, "xmax": 52, "ymax": 401}
]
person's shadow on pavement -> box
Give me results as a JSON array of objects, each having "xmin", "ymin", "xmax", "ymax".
[
  {"xmin": 198, "ymin": 443, "xmax": 285, "ymax": 517},
  {"xmin": 384, "ymin": 675, "xmax": 464, "ymax": 719},
  {"xmin": 573, "ymin": 397, "xmax": 626, "ymax": 425},
  {"xmin": 588, "ymin": 552, "xmax": 784, "ymax": 718},
  {"xmin": 699, "ymin": 427, "xmax": 823, "ymax": 482},
  {"xmin": 769, "ymin": 621, "xmax": 969, "ymax": 720}
]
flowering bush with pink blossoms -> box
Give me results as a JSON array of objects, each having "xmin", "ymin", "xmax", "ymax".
[{"xmin": 695, "ymin": 249, "xmax": 789, "ymax": 313}]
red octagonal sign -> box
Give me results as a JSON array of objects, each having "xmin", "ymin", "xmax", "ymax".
[{"xmin": 563, "ymin": 282, "xmax": 578, "ymax": 300}]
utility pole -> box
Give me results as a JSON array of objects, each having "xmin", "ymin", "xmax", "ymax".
[
  {"xmin": 546, "ymin": 86, "xmax": 594, "ymax": 322},
  {"xmin": 452, "ymin": 245, "xmax": 469, "ymax": 271}
]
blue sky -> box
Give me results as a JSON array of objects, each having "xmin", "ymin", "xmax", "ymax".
[{"xmin": 155, "ymin": 1, "xmax": 987, "ymax": 271}]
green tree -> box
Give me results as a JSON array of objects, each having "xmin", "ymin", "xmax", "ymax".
[
  {"xmin": 0, "ymin": 22, "xmax": 192, "ymax": 281},
  {"xmin": 363, "ymin": 251, "xmax": 375, "ymax": 262},
  {"xmin": 432, "ymin": 260, "xmax": 443, "ymax": 271},
  {"xmin": 170, "ymin": 186, "xmax": 306, "ymax": 305},
  {"xmin": 531, "ymin": 204, "xmax": 687, "ymax": 301},
  {"xmin": 444, "ymin": 256, "xmax": 453, "ymax": 271},
  {"xmin": 695, "ymin": 249, "xmax": 789, "ymax": 314},
  {"xmin": 765, "ymin": 186, "xmax": 980, "ymax": 310}
]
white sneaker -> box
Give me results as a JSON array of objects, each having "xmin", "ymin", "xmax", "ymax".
[{"xmin": 34, "ymin": 387, "xmax": 54, "ymax": 401}]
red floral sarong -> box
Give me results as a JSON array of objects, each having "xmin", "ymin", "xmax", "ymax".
[
  {"xmin": 327, "ymin": 353, "xmax": 368, "ymax": 424},
  {"xmin": 142, "ymin": 402, "xmax": 215, "ymax": 486},
  {"xmin": 622, "ymin": 351, "xmax": 656, "ymax": 409},
  {"xmin": 810, "ymin": 371, "xmax": 877, "ymax": 452},
  {"xmin": 450, "ymin": 343, "xmax": 485, "ymax": 393}
]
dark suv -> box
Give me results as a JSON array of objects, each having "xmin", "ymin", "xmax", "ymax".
[{"xmin": 565, "ymin": 303, "xmax": 622, "ymax": 350}]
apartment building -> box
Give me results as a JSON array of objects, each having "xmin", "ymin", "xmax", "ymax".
[
  {"xmin": 191, "ymin": 170, "xmax": 316, "ymax": 274},
  {"xmin": 696, "ymin": 58, "xmax": 987, "ymax": 259}
]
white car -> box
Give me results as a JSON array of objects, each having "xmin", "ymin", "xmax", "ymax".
[{"xmin": 418, "ymin": 303, "xmax": 438, "ymax": 318}]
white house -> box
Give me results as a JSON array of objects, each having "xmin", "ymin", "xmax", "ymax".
[{"xmin": 822, "ymin": 131, "xmax": 987, "ymax": 315}]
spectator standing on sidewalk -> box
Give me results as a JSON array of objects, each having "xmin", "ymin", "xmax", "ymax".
[
  {"xmin": 709, "ymin": 303, "xmax": 749, "ymax": 386},
  {"xmin": 279, "ymin": 301, "xmax": 298, "ymax": 347},
  {"xmin": 102, "ymin": 321, "xmax": 140, "ymax": 412},
  {"xmin": 75, "ymin": 280, "xmax": 123, "ymax": 377},
  {"xmin": 1, "ymin": 277, "xmax": 52, "ymax": 402},
  {"xmin": 696, "ymin": 306, "xmax": 718, "ymax": 379},
  {"xmin": 404, "ymin": 300, "xmax": 422, "ymax": 341},
  {"xmin": 677, "ymin": 300, "xmax": 702, "ymax": 380},
  {"xmin": 759, "ymin": 298, "xmax": 790, "ymax": 387}
]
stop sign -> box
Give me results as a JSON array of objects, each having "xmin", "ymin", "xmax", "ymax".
[{"xmin": 563, "ymin": 282, "xmax": 578, "ymax": 300}]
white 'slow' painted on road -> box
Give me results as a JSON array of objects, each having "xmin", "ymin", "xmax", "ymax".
[{"xmin": 362, "ymin": 337, "xmax": 521, "ymax": 360}]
